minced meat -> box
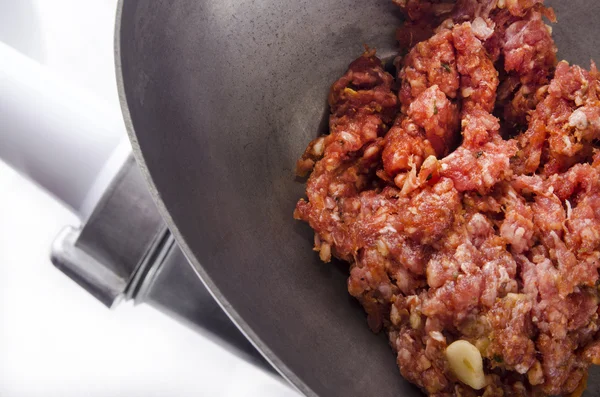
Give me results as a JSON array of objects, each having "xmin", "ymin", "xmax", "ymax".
[{"xmin": 294, "ymin": 1, "xmax": 600, "ymax": 396}]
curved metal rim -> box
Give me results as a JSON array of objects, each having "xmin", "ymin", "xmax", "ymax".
[{"xmin": 113, "ymin": 1, "xmax": 314, "ymax": 396}]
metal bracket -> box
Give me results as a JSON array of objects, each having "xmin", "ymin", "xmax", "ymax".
[
  {"xmin": 50, "ymin": 154, "xmax": 271, "ymax": 369},
  {"xmin": 51, "ymin": 155, "xmax": 166, "ymax": 307}
]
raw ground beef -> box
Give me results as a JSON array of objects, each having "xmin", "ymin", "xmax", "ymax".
[{"xmin": 295, "ymin": 0, "xmax": 600, "ymax": 396}]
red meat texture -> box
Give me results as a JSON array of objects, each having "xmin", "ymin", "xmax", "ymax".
[{"xmin": 295, "ymin": 1, "xmax": 600, "ymax": 395}]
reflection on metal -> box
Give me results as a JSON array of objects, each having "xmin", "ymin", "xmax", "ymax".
[
  {"xmin": 51, "ymin": 226, "xmax": 126, "ymax": 308},
  {"xmin": 50, "ymin": 154, "xmax": 270, "ymax": 370},
  {"xmin": 51, "ymin": 156, "xmax": 165, "ymax": 307}
]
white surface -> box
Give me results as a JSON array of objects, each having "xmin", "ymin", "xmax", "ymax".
[
  {"xmin": 0, "ymin": 0, "xmax": 122, "ymax": 108},
  {"xmin": 0, "ymin": 159, "xmax": 298, "ymax": 397},
  {"xmin": 0, "ymin": 42, "xmax": 125, "ymax": 213},
  {"xmin": 1, "ymin": 0, "xmax": 126, "ymax": 215}
]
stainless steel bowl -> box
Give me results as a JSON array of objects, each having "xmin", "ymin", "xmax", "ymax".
[{"xmin": 116, "ymin": 1, "xmax": 600, "ymax": 395}]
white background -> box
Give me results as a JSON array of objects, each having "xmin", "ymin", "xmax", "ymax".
[{"xmin": 0, "ymin": 0, "xmax": 299, "ymax": 396}]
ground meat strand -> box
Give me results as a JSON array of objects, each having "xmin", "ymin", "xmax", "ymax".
[
  {"xmin": 513, "ymin": 61, "xmax": 600, "ymax": 175},
  {"xmin": 398, "ymin": 29, "xmax": 460, "ymax": 111},
  {"xmin": 397, "ymin": 0, "xmax": 558, "ymax": 131},
  {"xmin": 393, "ymin": 0, "xmax": 457, "ymax": 48},
  {"xmin": 295, "ymin": 49, "xmax": 398, "ymax": 262},
  {"xmin": 452, "ymin": 22, "xmax": 498, "ymax": 113},
  {"xmin": 499, "ymin": 7, "xmax": 557, "ymax": 128},
  {"xmin": 382, "ymin": 84, "xmax": 458, "ymax": 181}
]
